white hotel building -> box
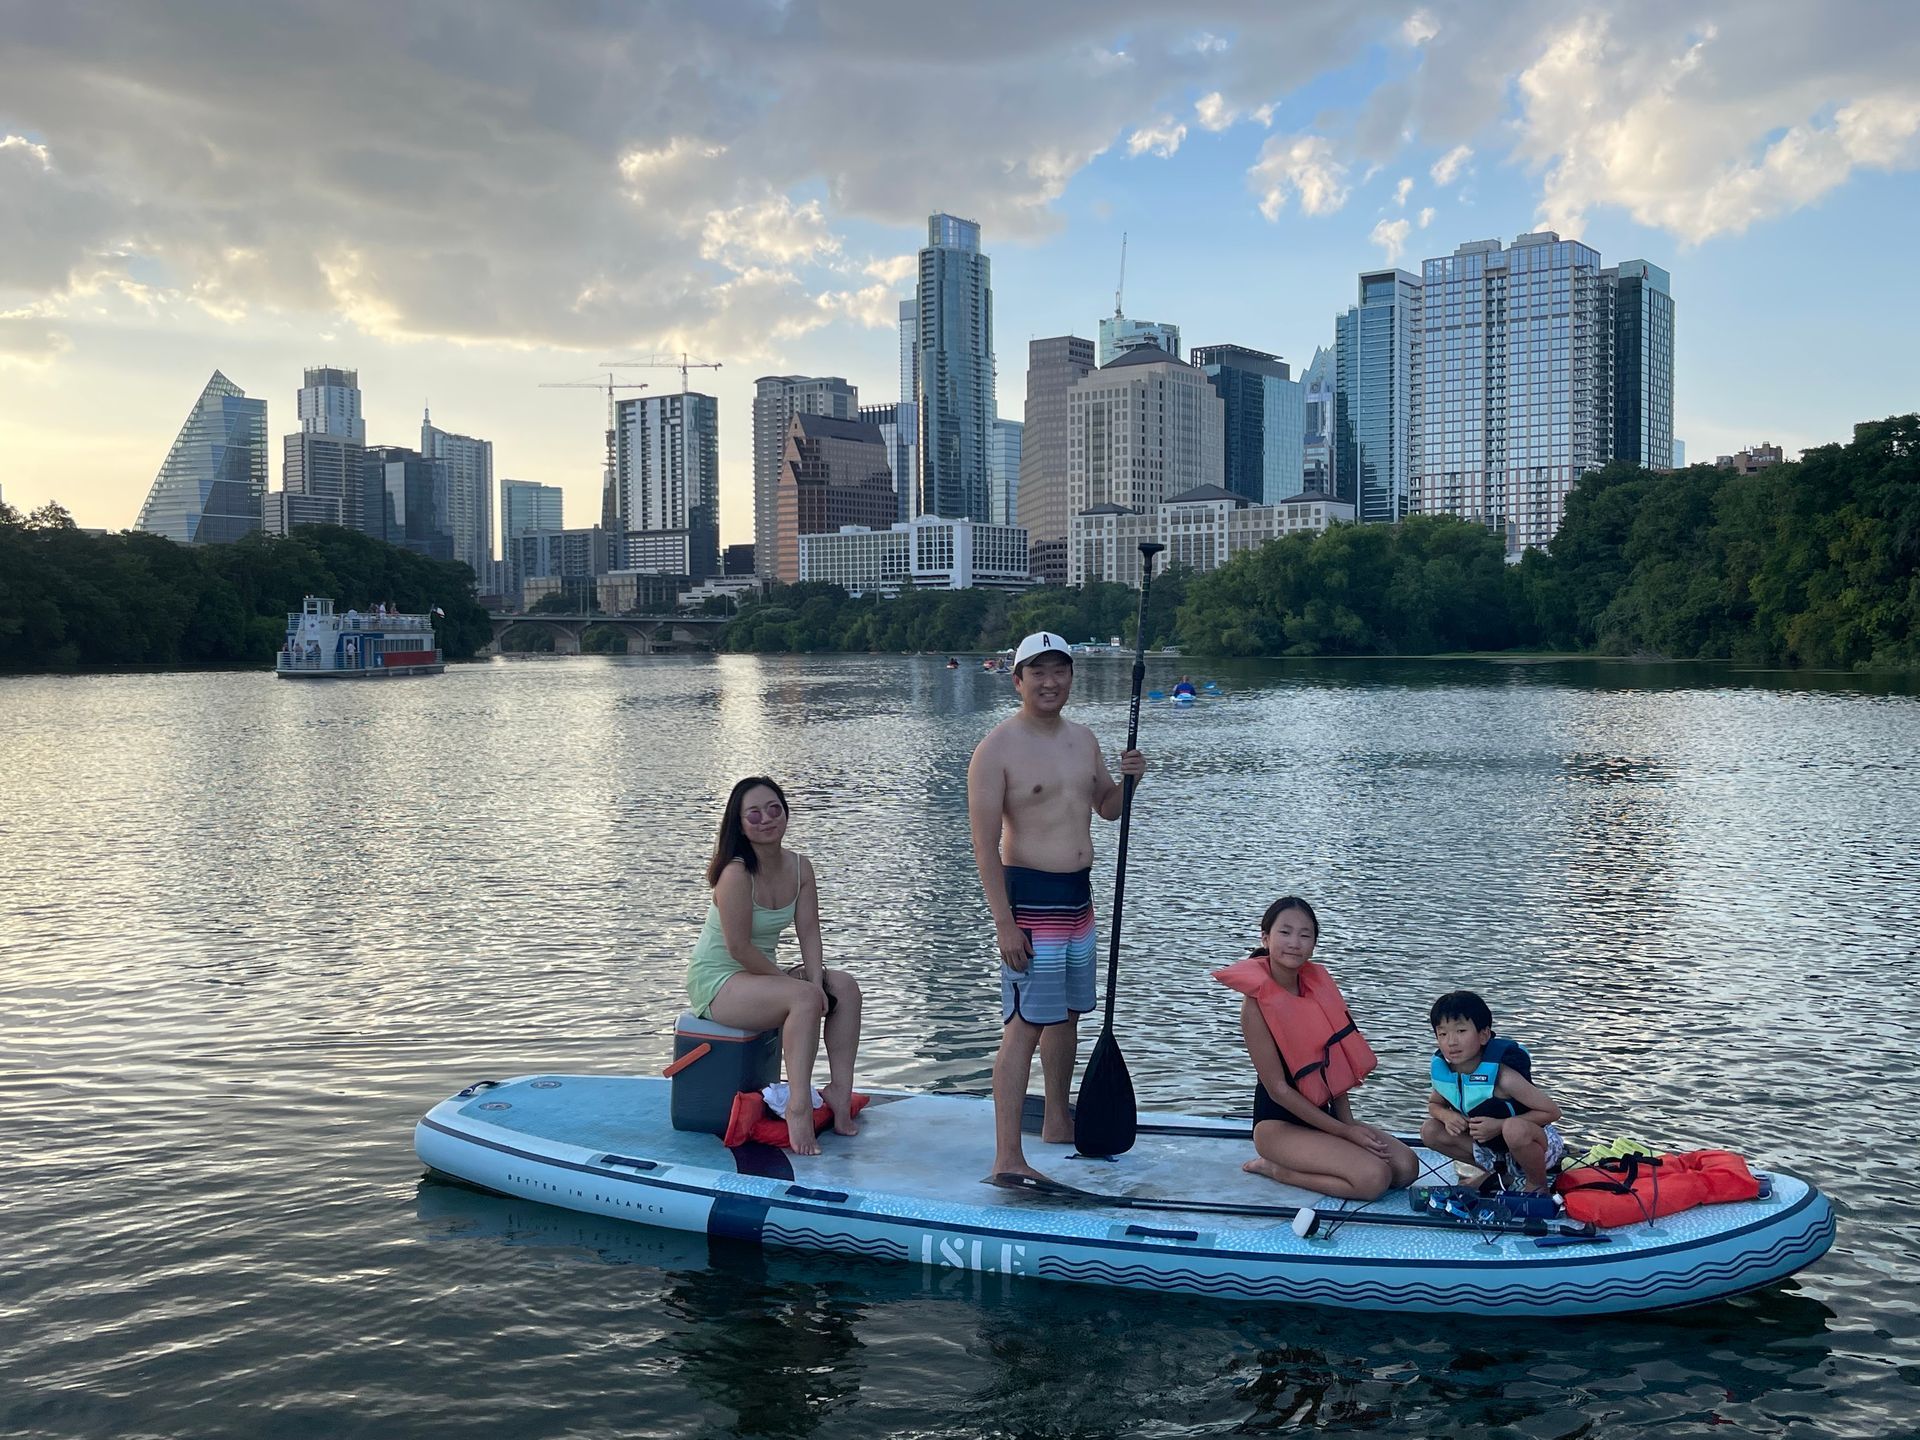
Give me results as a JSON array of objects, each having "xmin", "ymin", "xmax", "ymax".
[
  {"xmin": 798, "ymin": 514, "xmax": 1031, "ymax": 596},
  {"xmin": 1071, "ymin": 485, "xmax": 1354, "ymax": 587}
]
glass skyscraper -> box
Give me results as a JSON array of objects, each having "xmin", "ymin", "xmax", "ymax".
[
  {"xmin": 614, "ymin": 391, "xmax": 721, "ymax": 581},
  {"xmin": 135, "ymin": 370, "xmax": 268, "ymax": 544},
  {"xmin": 988, "ymin": 418, "xmax": 1023, "ymax": 527},
  {"xmin": 1301, "ymin": 345, "xmax": 1339, "ymax": 499},
  {"xmin": 1192, "ymin": 345, "xmax": 1304, "ymax": 505},
  {"xmin": 1609, "ymin": 259, "xmax": 1675, "ymax": 470},
  {"xmin": 501, "ymin": 478, "xmax": 564, "ymax": 546},
  {"xmin": 420, "ymin": 411, "xmax": 494, "ymax": 573},
  {"xmin": 1411, "ymin": 232, "xmax": 1670, "ymax": 556},
  {"xmin": 1335, "ymin": 270, "xmax": 1421, "ymax": 526},
  {"xmin": 916, "ymin": 214, "xmax": 995, "ymax": 522}
]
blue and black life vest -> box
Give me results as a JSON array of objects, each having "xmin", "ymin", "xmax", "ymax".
[{"xmin": 1430, "ymin": 1036, "xmax": 1533, "ymax": 1144}]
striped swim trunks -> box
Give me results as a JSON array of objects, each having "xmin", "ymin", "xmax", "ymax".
[{"xmin": 1002, "ymin": 865, "xmax": 1097, "ymax": 1026}]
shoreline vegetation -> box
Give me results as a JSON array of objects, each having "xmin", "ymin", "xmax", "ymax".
[
  {"xmin": 724, "ymin": 415, "xmax": 1918, "ymax": 673},
  {"xmin": 4, "ymin": 414, "xmax": 1913, "ymax": 676},
  {"xmin": 0, "ymin": 515, "xmax": 492, "ymax": 671}
]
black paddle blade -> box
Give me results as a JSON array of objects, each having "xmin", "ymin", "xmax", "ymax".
[{"xmin": 1074, "ymin": 1027, "xmax": 1137, "ymax": 1157}]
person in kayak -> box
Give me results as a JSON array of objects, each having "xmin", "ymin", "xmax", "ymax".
[
  {"xmin": 1422, "ymin": 990, "xmax": 1564, "ymax": 1192},
  {"xmin": 686, "ymin": 776, "xmax": 862, "ymax": 1155},
  {"xmin": 968, "ymin": 630, "xmax": 1147, "ymax": 1183},
  {"xmin": 1215, "ymin": 896, "xmax": 1418, "ymax": 1201},
  {"xmin": 1171, "ymin": 676, "xmax": 1198, "ymax": 698}
]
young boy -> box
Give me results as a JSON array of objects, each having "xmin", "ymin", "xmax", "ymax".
[{"xmin": 1420, "ymin": 990, "xmax": 1565, "ymax": 1193}]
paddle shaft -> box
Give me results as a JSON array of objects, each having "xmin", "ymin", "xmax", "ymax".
[
  {"xmin": 999, "ymin": 1173, "xmax": 1582, "ymax": 1237},
  {"xmin": 1100, "ymin": 542, "xmax": 1163, "ymax": 1029}
]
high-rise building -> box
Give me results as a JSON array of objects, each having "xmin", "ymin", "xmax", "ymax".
[
  {"xmin": 1608, "ymin": 259, "xmax": 1675, "ymax": 470},
  {"xmin": 135, "ymin": 371, "xmax": 268, "ymax": 544},
  {"xmin": 1412, "ymin": 233, "xmax": 1645, "ymax": 555},
  {"xmin": 1192, "ymin": 345, "xmax": 1305, "ymax": 505},
  {"xmin": 897, "ymin": 299, "xmax": 920, "ymax": 517},
  {"xmin": 858, "ymin": 401, "xmax": 917, "ymax": 523},
  {"xmin": 1067, "ymin": 347, "xmax": 1225, "ymax": 518},
  {"xmin": 989, "ymin": 418, "xmax": 1024, "ymax": 527},
  {"xmin": 500, "ymin": 479, "xmax": 564, "ymax": 547},
  {"xmin": 916, "ymin": 213, "xmax": 995, "ymax": 521},
  {"xmin": 1301, "ymin": 345, "xmax": 1340, "ymax": 499},
  {"xmin": 1016, "ymin": 335, "xmax": 1097, "ymax": 551},
  {"xmin": 773, "ymin": 414, "xmax": 898, "ymax": 583},
  {"xmin": 752, "ymin": 375, "xmax": 858, "ymax": 579},
  {"xmin": 365, "ymin": 445, "xmax": 450, "ymax": 560},
  {"xmin": 420, "ymin": 410, "xmax": 494, "ymax": 573},
  {"xmin": 1098, "ymin": 315, "xmax": 1181, "ymax": 367},
  {"xmin": 281, "ymin": 431, "xmax": 368, "ymax": 533},
  {"xmin": 614, "ymin": 391, "xmax": 720, "ymax": 581},
  {"xmin": 297, "ymin": 366, "xmax": 366, "ymax": 443},
  {"xmin": 1335, "ymin": 268, "xmax": 1422, "ymax": 527}
]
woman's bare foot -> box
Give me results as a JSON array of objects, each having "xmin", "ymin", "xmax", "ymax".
[
  {"xmin": 785, "ymin": 1100, "xmax": 821, "ymax": 1155},
  {"xmin": 1242, "ymin": 1157, "xmax": 1288, "ymax": 1183},
  {"xmin": 1039, "ymin": 1116, "xmax": 1073, "ymax": 1145},
  {"xmin": 821, "ymin": 1083, "xmax": 860, "ymax": 1137}
]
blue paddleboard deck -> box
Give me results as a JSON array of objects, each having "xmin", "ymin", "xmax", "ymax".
[{"xmin": 415, "ymin": 1074, "xmax": 1833, "ymax": 1317}]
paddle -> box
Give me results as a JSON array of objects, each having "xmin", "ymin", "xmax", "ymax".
[
  {"xmin": 990, "ymin": 1171, "xmax": 1597, "ymax": 1240},
  {"xmin": 1072, "ymin": 540, "xmax": 1164, "ymax": 1160}
]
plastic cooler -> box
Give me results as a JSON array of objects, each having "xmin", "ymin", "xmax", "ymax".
[{"xmin": 670, "ymin": 1011, "xmax": 780, "ymax": 1133}]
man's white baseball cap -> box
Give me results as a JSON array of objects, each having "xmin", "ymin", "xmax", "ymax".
[{"xmin": 1013, "ymin": 631, "xmax": 1073, "ymax": 672}]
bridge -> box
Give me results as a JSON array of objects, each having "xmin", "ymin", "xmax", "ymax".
[{"xmin": 484, "ymin": 612, "xmax": 730, "ymax": 655}]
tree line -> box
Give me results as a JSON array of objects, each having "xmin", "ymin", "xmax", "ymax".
[
  {"xmin": 722, "ymin": 413, "xmax": 1919, "ymax": 670},
  {"xmin": 0, "ymin": 505, "xmax": 492, "ymax": 670}
]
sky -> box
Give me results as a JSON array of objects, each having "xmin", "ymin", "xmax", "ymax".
[{"xmin": 3, "ymin": 0, "xmax": 1918, "ymax": 545}]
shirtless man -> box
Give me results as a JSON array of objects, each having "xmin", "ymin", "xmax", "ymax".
[{"xmin": 968, "ymin": 630, "xmax": 1147, "ymax": 1181}]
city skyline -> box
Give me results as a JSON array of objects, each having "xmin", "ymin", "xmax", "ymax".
[{"xmin": 5, "ymin": 3, "xmax": 1918, "ymax": 544}]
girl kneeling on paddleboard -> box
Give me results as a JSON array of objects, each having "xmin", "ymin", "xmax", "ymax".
[
  {"xmin": 1215, "ymin": 897, "xmax": 1418, "ymax": 1201},
  {"xmin": 686, "ymin": 776, "xmax": 863, "ymax": 1155}
]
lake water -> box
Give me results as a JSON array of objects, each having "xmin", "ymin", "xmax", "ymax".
[{"xmin": 3, "ymin": 654, "xmax": 1917, "ymax": 1439}]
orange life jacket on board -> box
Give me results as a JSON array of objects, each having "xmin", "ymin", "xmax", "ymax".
[{"xmin": 1213, "ymin": 953, "xmax": 1378, "ymax": 1109}]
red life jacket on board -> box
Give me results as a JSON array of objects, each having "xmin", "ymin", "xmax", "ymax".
[
  {"xmin": 1555, "ymin": 1148, "xmax": 1761, "ymax": 1228},
  {"xmin": 1213, "ymin": 953, "xmax": 1378, "ymax": 1109}
]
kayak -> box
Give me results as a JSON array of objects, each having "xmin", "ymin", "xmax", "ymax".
[{"xmin": 415, "ymin": 1076, "xmax": 1833, "ymax": 1317}]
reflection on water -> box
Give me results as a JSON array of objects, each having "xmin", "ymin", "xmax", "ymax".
[{"xmin": 1, "ymin": 654, "xmax": 1916, "ymax": 1438}]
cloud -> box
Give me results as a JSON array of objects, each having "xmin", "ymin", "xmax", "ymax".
[
  {"xmin": 0, "ymin": 308, "xmax": 73, "ymax": 367},
  {"xmin": 1127, "ymin": 117, "xmax": 1188, "ymax": 158},
  {"xmin": 1393, "ymin": 176, "xmax": 1413, "ymax": 207},
  {"xmin": 1430, "ymin": 144, "xmax": 1473, "ymax": 186},
  {"xmin": 1370, "ymin": 217, "xmax": 1412, "ymax": 263},
  {"xmin": 1418, "ymin": 205, "xmax": 1436, "ymax": 228},
  {"xmin": 1517, "ymin": 14, "xmax": 1920, "ymax": 244},
  {"xmin": 1250, "ymin": 133, "xmax": 1351, "ymax": 219},
  {"xmin": 700, "ymin": 195, "xmax": 842, "ymax": 269},
  {"xmin": 1401, "ymin": 11, "xmax": 1440, "ymax": 46},
  {"xmin": 1195, "ymin": 92, "xmax": 1236, "ymax": 131}
]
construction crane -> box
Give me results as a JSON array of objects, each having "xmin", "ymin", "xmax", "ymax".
[
  {"xmin": 599, "ymin": 353, "xmax": 723, "ymax": 394},
  {"xmin": 1114, "ymin": 232, "xmax": 1128, "ymax": 319},
  {"xmin": 538, "ymin": 372, "xmax": 649, "ymax": 526}
]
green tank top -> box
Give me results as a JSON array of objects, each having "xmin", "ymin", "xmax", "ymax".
[{"xmin": 685, "ymin": 867, "xmax": 798, "ymax": 1018}]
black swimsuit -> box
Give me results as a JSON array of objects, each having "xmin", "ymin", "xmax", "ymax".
[{"xmin": 1253, "ymin": 1078, "xmax": 1337, "ymax": 1129}]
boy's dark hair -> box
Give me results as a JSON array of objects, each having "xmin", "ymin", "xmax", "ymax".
[{"xmin": 1429, "ymin": 990, "xmax": 1493, "ymax": 1032}]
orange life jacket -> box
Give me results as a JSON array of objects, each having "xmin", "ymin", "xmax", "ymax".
[
  {"xmin": 1555, "ymin": 1149, "xmax": 1761, "ymax": 1228},
  {"xmin": 1213, "ymin": 953, "xmax": 1378, "ymax": 1108}
]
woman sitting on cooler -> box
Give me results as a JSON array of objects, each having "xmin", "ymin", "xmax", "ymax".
[{"xmin": 685, "ymin": 776, "xmax": 862, "ymax": 1154}]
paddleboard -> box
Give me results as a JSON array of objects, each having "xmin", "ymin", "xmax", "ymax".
[{"xmin": 416, "ymin": 1076, "xmax": 1832, "ymax": 1317}]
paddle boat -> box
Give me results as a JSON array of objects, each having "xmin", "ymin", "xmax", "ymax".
[
  {"xmin": 276, "ymin": 596, "xmax": 444, "ymax": 679},
  {"xmin": 415, "ymin": 1069, "xmax": 1834, "ymax": 1318}
]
